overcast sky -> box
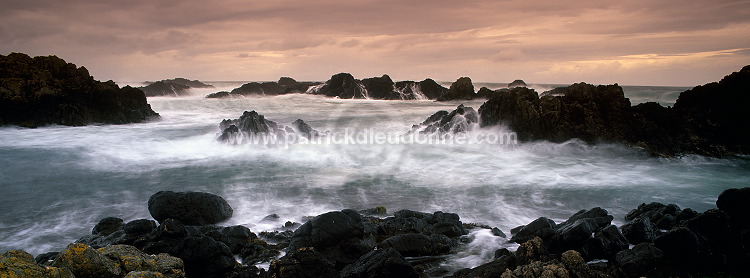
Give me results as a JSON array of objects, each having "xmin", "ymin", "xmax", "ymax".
[{"xmin": 2, "ymin": 0, "xmax": 749, "ymax": 86}]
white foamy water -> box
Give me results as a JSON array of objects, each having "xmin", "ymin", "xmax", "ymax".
[{"xmin": 0, "ymin": 88, "xmax": 748, "ymax": 273}]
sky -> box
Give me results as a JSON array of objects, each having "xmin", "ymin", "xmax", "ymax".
[{"xmin": 2, "ymin": 0, "xmax": 750, "ymax": 86}]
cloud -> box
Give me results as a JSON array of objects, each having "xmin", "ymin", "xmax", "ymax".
[{"xmin": 1, "ymin": 0, "xmax": 749, "ymax": 85}]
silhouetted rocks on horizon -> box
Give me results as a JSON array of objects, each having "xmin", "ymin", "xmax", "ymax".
[
  {"xmin": 206, "ymin": 77, "xmax": 319, "ymax": 98},
  {"xmin": 139, "ymin": 78, "xmax": 214, "ymax": 97},
  {"xmin": 0, "ymin": 52, "xmax": 159, "ymax": 127}
]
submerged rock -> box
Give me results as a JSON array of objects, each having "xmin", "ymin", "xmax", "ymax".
[
  {"xmin": 0, "ymin": 52, "xmax": 159, "ymax": 127},
  {"xmin": 139, "ymin": 78, "xmax": 213, "ymax": 97}
]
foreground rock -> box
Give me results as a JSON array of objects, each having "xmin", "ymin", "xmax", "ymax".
[
  {"xmin": 0, "ymin": 53, "xmax": 159, "ymax": 127},
  {"xmin": 410, "ymin": 104, "xmax": 479, "ymax": 134},
  {"xmin": 478, "ymin": 65, "xmax": 750, "ymax": 157}
]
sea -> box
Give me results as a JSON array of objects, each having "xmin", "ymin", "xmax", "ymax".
[{"xmin": 1, "ymin": 82, "xmax": 748, "ymax": 272}]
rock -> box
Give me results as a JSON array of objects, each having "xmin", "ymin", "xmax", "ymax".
[
  {"xmin": 141, "ymin": 229, "xmax": 237, "ymax": 278},
  {"xmin": 510, "ymin": 217, "xmax": 556, "ymax": 243},
  {"xmin": 240, "ymin": 238, "xmax": 280, "ymax": 265},
  {"xmin": 653, "ymin": 227, "xmax": 702, "ymax": 270},
  {"xmin": 502, "ymin": 260, "xmax": 569, "ymax": 278},
  {"xmin": 580, "ymin": 225, "xmax": 629, "ymax": 260},
  {"xmin": 560, "ymin": 250, "xmax": 595, "ymax": 278},
  {"xmin": 1, "ymin": 249, "xmax": 74, "ymax": 278},
  {"xmin": 266, "ymin": 247, "xmax": 340, "ymax": 278},
  {"xmin": 148, "ymin": 191, "xmax": 233, "ymax": 225},
  {"xmin": 139, "ymin": 78, "xmax": 206, "ymax": 97},
  {"xmin": 716, "ymin": 187, "xmax": 750, "ymax": 229},
  {"xmin": 340, "ymin": 248, "xmax": 419, "ymax": 278},
  {"xmin": 219, "ymin": 225, "xmax": 258, "ymax": 254},
  {"xmin": 515, "ymin": 236, "xmax": 549, "ymax": 265},
  {"xmin": 439, "ymin": 77, "xmax": 475, "ymax": 101},
  {"xmin": 359, "ymin": 206, "xmax": 387, "ymax": 216},
  {"xmin": 615, "ymin": 243, "xmax": 664, "ymax": 278},
  {"xmin": 288, "ymin": 209, "xmax": 372, "ymax": 267},
  {"xmin": 0, "ymin": 53, "xmax": 159, "ymax": 127},
  {"xmin": 361, "ymin": 74, "xmax": 400, "ymax": 99},
  {"xmin": 98, "ymin": 245, "xmax": 185, "ymax": 278},
  {"xmin": 205, "ymin": 91, "xmax": 231, "ymax": 98},
  {"xmin": 446, "ymin": 254, "xmax": 516, "ymax": 278},
  {"xmin": 124, "ymin": 271, "xmax": 166, "ymax": 278},
  {"xmin": 217, "ymin": 110, "xmax": 320, "ymax": 145},
  {"xmin": 411, "ymin": 105, "xmax": 479, "ymax": 134},
  {"xmin": 51, "ymin": 243, "xmax": 122, "ymax": 278},
  {"xmin": 508, "ymin": 80, "xmax": 527, "ymax": 88},
  {"xmin": 313, "ymin": 73, "xmax": 367, "ymax": 99},
  {"xmin": 620, "ymin": 217, "xmax": 658, "ymax": 244},
  {"xmin": 416, "ymin": 78, "xmax": 449, "ymax": 99},
  {"xmin": 554, "ymin": 208, "xmax": 613, "ymax": 251},
  {"xmin": 377, "ymin": 233, "xmax": 453, "ymax": 257}
]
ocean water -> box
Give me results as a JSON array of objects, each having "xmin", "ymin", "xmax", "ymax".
[{"xmin": 0, "ymin": 83, "xmax": 747, "ymax": 272}]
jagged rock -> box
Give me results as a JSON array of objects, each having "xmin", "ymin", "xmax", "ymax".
[
  {"xmin": 313, "ymin": 73, "xmax": 367, "ymax": 99},
  {"xmin": 51, "ymin": 243, "xmax": 122, "ymax": 278},
  {"xmin": 439, "ymin": 77, "xmax": 475, "ymax": 101},
  {"xmin": 0, "ymin": 53, "xmax": 159, "ymax": 127},
  {"xmin": 516, "ymin": 236, "xmax": 549, "ymax": 265},
  {"xmin": 217, "ymin": 110, "xmax": 320, "ymax": 145},
  {"xmin": 510, "ymin": 217, "xmax": 556, "ymax": 244},
  {"xmin": 0, "ymin": 250, "xmax": 74, "ymax": 278},
  {"xmin": 205, "ymin": 91, "xmax": 231, "ymax": 98},
  {"xmin": 446, "ymin": 254, "xmax": 516, "ymax": 278},
  {"xmin": 502, "ymin": 260, "xmax": 569, "ymax": 278},
  {"xmin": 147, "ymin": 191, "xmax": 233, "ymax": 225},
  {"xmin": 620, "ymin": 217, "xmax": 658, "ymax": 245},
  {"xmin": 410, "ymin": 104, "xmax": 479, "ymax": 134},
  {"xmin": 361, "ymin": 74, "xmax": 400, "ymax": 99},
  {"xmin": 340, "ymin": 248, "xmax": 419, "ymax": 278},
  {"xmin": 580, "ymin": 225, "xmax": 629, "ymax": 260}
]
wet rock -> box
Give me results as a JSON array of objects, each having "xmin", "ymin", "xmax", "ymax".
[
  {"xmin": 653, "ymin": 227, "xmax": 702, "ymax": 270},
  {"xmin": 620, "ymin": 217, "xmax": 658, "ymax": 245},
  {"xmin": 288, "ymin": 209, "xmax": 372, "ymax": 267},
  {"xmin": 508, "ymin": 79, "xmax": 527, "ymax": 88},
  {"xmin": 340, "ymin": 248, "xmax": 419, "ymax": 278},
  {"xmin": 580, "ymin": 225, "xmax": 629, "ymax": 260},
  {"xmin": 377, "ymin": 233, "xmax": 453, "ymax": 257},
  {"xmin": 266, "ymin": 247, "xmax": 339, "ymax": 278},
  {"xmin": 411, "ymin": 104, "xmax": 479, "ymax": 134},
  {"xmin": 515, "ymin": 236, "xmax": 549, "ymax": 265},
  {"xmin": 615, "ymin": 243, "xmax": 664, "ymax": 278},
  {"xmin": 510, "ymin": 217, "xmax": 556, "ymax": 244},
  {"xmin": 361, "ymin": 74, "xmax": 400, "ymax": 99},
  {"xmin": 139, "ymin": 77, "xmax": 213, "ymax": 97},
  {"xmin": 447, "ymin": 254, "xmax": 516, "ymax": 278},
  {"xmin": 148, "ymin": 191, "xmax": 233, "ymax": 225},
  {"xmin": 98, "ymin": 245, "xmax": 185, "ymax": 278}
]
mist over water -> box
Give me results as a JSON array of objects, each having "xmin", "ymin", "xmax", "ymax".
[{"xmin": 1, "ymin": 85, "xmax": 748, "ymax": 271}]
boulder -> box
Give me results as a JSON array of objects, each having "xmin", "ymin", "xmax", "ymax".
[
  {"xmin": 0, "ymin": 250, "xmax": 74, "ymax": 278},
  {"xmin": 0, "ymin": 53, "xmax": 159, "ymax": 127},
  {"xmin": 361, "ymin": 74, "xmax": 400, "ymax": 99},
  {"xmin": 98, "ymin": 245, "xmax": 185, "ymax": 278},
  {"xmin": 615, "ymin": 243, "xmax": 664, "ymax": 278},
  {"xmin": 509, "ymin": 217, "xmax": 556, "ymax": 244},
  {"xmin": 288, "ymin": 209, "xmax": 372, "ymax": 267},
  {"xmin": 148, "ymin": 191, "xmax": 233, "ymax": 225},
  {"xmin": 717, "ymin": 187, "xmax": 750, "ymax": 229},
  {"xmin": 620, "ymin": 217, "xmax": 658, "ymax": 244},
  {"xmin": 377, "ymin": 233, "xmax": 453, "ymax": 257},
  {"xmin": 51, "ymin": 243, "xmax": 122, "ymax": 278},
  {"xmin": 340, "ymin": 248, "xmax": 419, "ymax": 278}
]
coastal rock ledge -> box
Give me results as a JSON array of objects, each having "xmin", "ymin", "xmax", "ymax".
[
  {"xmin": 0, "ymin": 52, "xmax": 159, "ymax": 127},
  {"xmin": 6, "ymin": 187, "xmax": 749, "ymax": 278}
]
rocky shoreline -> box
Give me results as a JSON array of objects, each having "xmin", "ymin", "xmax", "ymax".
[{"xmin": 3, "ymin": 188, "xmax": 748, "ymax": 278}]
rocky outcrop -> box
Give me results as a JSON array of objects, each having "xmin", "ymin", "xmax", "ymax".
[
  {"xmin": 410, "ymin": 104, "xmax": 479, "ymax": 134},
  {"xmin": 217, "ymin": 110, "xmax": 320, "ymax": 145},
  {"xmin": 507, "ymin": 79, "xmax": 527, "ymax": 88},
  {"xmin": 309, "ymin": 73, "xmax": 450, "ymax": 100},
  {"xmin": 438, "ymin": 77, "xmax": 475, "ymax": 101},
  {"xmin": 147, "ymin": 191, "xmax": 233, "ymax": 225},
  {"xmin": 206, "ymin": 77, "xmax": 319, "ymax": 98},
  {"xmin": 139, "ymin": 78, "xmax": 213, "ymax": 97},
  {"xmin": 0, "ymin": 249, "xmax": 74, "ymax": 278},
  {"xmin": 478, "ymin": 66, "xmax": 750, "ymax": 157},
  {"xmin": 0, "ymin": 53, "xmax": 159, "ymax": 127}
]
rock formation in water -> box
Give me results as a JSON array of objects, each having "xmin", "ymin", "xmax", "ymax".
[
  {"xmin": 217, "ymin": 110, "xmax": 320, "ymax": 145},
  {"xmin": 13, "ymin": 187, "xmax": 749, "ymax": 278},
  {"xmin": 410, "ymin": 104, "xmax": 480, "ymax": 134},
  {"xmin": 0, "ymin": 53, "xmax": 159, "ymax": 127},
  {"xmin": 438, "ymin": 77, "xmax": 476, "ymax": 101},
  {"xmin": 206, "ymin": 77, "xmax": 319, "ymax": 98},
  {"xmin": 508, "ymin": 79, "xmax": 528, "ymax": 88},
  {"xmin": 139, "ymin": 78, "xmax": 213, "ymax": 97},
  {"xmin": 308, "ymin": 72, "xmax": 449, "ymax": 100},
  {"xmin": 476, "ymin": 65, "xmax": 750, "ymax": 157}
]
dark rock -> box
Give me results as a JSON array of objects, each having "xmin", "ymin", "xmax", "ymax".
[
  {"xmin": 34, "ymin": 251, "xmax": 59, "ymax": 264},
  {"xmin": 494, "ymin": 248, "xmax": 512, "ymax": 259},
  {"xmin": 653, "ymin": 227, "xmax": 702, "ymax": 270},
  {"xmin": 491, "ymin": 227, "xmax": 506, "ymax": 238},
  {"xmin": 446, "ymin": 253, "xmax": 515, "ymax": 278},
  {"xmin": 139, "ymin": 77, "xmax": 214, "ymax": 97},
  {"xmin": 313, "ymin": 73, "xmax": 367, "ymax": 99},
  {"xmin": 615, "ymin": 243, "xmax": 664, "ymax": 278},
  {"xmin": 288, "ymin": 209, "xmax": 373, "ymax": 267},
  {"xmin": 0, "ymin": 53, "xmax": 159, "ymax": 127},
  {"xmin": 51, "ymin": 243, "xmax": 121, "ymax": 278},
  {"xmin": 220, "ymin": 225, "xmax": 257, "ymax": 254},
  {"xmin": 416, "ymin": 78, "xmax": 448, "ymax": 99},
  {"xmin": 439, "ymin": 77, "xmax": 475, "ymax": 101},
  {"xmin": 240, "ymin": 238, "xmax": 280, "ymax": 265},
  {"xmin": 206, "ymin": 91, "xmax": 231, "ymax": 98},
  {"xmin": 717, "ymin": 187, "xmax": 750, "ymax": 229},
  {"xmin": 580, "ymin": 225, "xmax": 629, "ymax": 260},
  {"xmin": 124, "ymin": 219, "xmax": 157, "ymax": 235},
  {"xmin": 515, "ymin": 236, "xmax": 549, "ymax": 265},
  {"xmin": 92, "ymin": 217, "xmax": 124, "ymax": 236},
  {"xmin": 359, "ymin": 206, "xmax": 387, "ymax": 216},
  {"xmin": 621, "ymin": 217, "xmax": 658, "ymax": 244},
  {"xmin": 625, "ymin": 202, "xmax": 666, "ymax": 221},
  {"xmin": 510, "ymin": 217, "xmax": 556, "ymax": 243},
  {"xmin": 361, "ymin": 74, "xmax": 400, "ymax": 99},
  {"xmin": 507, "ymin": 79, "xmax": 527, "ymax": 88},
  {"xmin": 266, "ymin": 247, "xmax": 339, "ymax": 278},
  {"xmin": 142, "ymin": 230, "xmax": 236, "ymax": 278},
  {"xmin": 340, "ymin": 248, "xmax": 419, "ymax": 278},
  {"xmin": 411, "ymin": 104, "xmax": 479, "ymax": 134},
  {"xmin": 377, "ymin": 233, "xmax": 453, "ymax": 257},
  {"xmin": 147, "ymin": 191, "xmax": 233, "ymax": 225}
]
